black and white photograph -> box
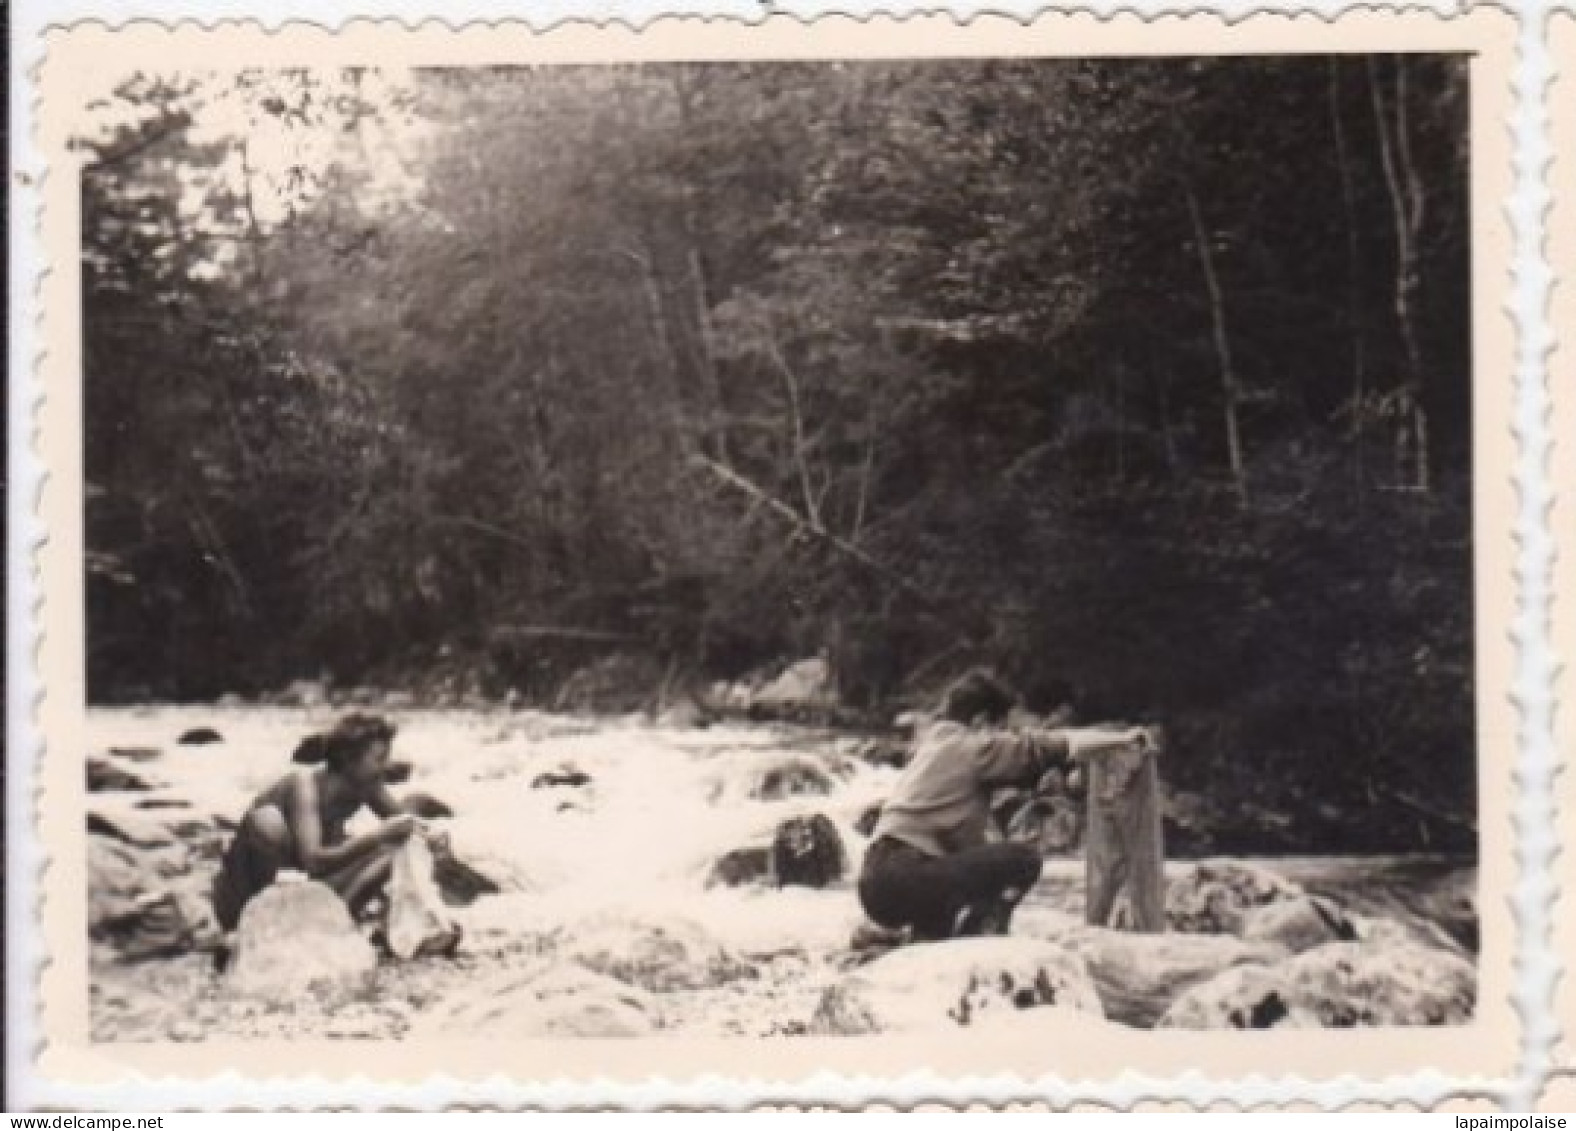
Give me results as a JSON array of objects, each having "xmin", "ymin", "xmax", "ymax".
[{"xmin": 58, "ymin": 22, "xmax": 1510, "ymax": 1064}]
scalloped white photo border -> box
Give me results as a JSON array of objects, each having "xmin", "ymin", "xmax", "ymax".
[{"xmin": 6, "ymin": 2, "xmax": 1559, "ymax": 1112}]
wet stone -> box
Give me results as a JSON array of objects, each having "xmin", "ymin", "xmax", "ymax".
[
  {"xmin": 225, "ymin": 879, "xmax": 378, "ymax": 1007},
  {"xmin": 770, "ymin": 813, "xmax": 846, "ymax": 889},
  {"xmin": 87, "ymin": 755, "xmax": 151, "ymax": 793}
]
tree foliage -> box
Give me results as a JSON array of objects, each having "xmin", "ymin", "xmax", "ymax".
[{"xmin": 81, "ymin": 56, "xmax": 1475, "ymax": 851}]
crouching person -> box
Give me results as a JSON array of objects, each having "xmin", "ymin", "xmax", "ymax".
[
  {"xmin": 211, "ymin": 713, "xmax": 418, "ymax": 932},
  {"xmin": 858, "ymin": 669, "xmax": 1152, "ymax": 941}
]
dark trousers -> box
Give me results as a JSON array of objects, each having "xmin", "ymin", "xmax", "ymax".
[{"xmin": 857, "ymin": 836, "xmax": 1043, "ymax": 941}]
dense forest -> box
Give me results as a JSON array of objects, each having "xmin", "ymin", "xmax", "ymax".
[{"xmin": 80, "ymin": 56, "xmax": 1476, "ymax": 852}]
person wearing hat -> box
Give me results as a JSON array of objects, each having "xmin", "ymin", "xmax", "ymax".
[{"xmin": 857, "ymin": 669, "xmax": 1156, "ymax": 941}]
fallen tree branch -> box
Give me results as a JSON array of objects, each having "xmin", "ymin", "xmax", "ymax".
[
  {"xmin": 490, "ymin": 626, "xmax": 637, "ymax": 643},
  {"xmin": 1385, "ymin": 788, "xmax": 1476, "ymax": 834},
  {"xmin": 689, "ymin": 453, "xmax": 942, "ymax": 610}
]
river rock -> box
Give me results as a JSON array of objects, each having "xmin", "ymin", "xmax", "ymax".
[
  {"xmin": 855, "ymin": 739, "xmax": 910, "ymax": 770},
  {"xmin": 87, "ymin": 755, "xmax": 151, "ymax": 793},
  {"xmin": 177, "ymin": 727, "xmax": 224, "ymax": 745},
  {"xmin": 87, "ymin": 802, "xmax": 178, "ymax": 848},
  {"xmin": 1165, "ymin": 860, "xmax": 1306, "ymax": 934},
  {"xmin": 1000, "ymin": 795, "xmax": 1083, "ymax": 854},
  {"xmin": 431, "ymin": 840, "xmax": 503, "ymax": 906},
  {"xmin": 1157, "ymin": 938, "xmax": 1476, "ymax": 1029},
  {"xmin": 810, "ymin": 937, "xmax": 1103, "ymax": 1035},
  {"xmin": 1155, "ymin": 964, "xmax": 1311, "ymax": 1029},
  {"xmin": 89, "ymin": 830, "xmax": 195, "ymax": 912},
  {"xmin": 109, "ymin": 746, "xmax": 163, "ymax": 763},
  {"xmin": 417, "ymin": 966, "xmax": 656, "ymax": 1039},
  {"xmin": 93, "ymin": 891, "xmax": 200, "ymax": 962},
  {"xmin": 89, "ymin": 835, "xmax": 150, "ymax": 931},
  {"xmin": 1069, "ymin": 927, "xmax": 1289, "ymax": 1028},
  {"xmin": 655, "ymin": 699, "xmax": 708, "ymax": 729},
  {"xmin": 225, "ymin": 879, "xmax": 377, "ymax": 1005},
  {"xmin": 770, "ymin": 813, "xmax": 846, "ymax": 889},
  {"xmin": 1349, "ymin": 912, "xmax": 1468, "ymax": 957},
  {"xmin": 1241, "ymin": 894, "xmax": 1355, "ymax": 953},
  {"xmin": 753, "ymin": 657, "xmax": 835, "ymax": 711},
  {"xmin": 400, "ymin": 791, "xmax": 455, "ymax": 820},
  {"xmin": 531, "ymin": 766, "xmax": 592, "ymax": 789},
  {"xmin": 276, "ymin": 679, "xmax": 330, "ymax": 707},
  {"xmin": 567, "ymin": 912, "xmax": 750, "ymax": 992},
  {"xmin": 1292, "ymin": 938, "xmax": 1476, "ymax": 1025},
  {"xmin": 854, "ymin": 802, "xmax": 884, "ymax": 838},
  {"xmin": 751, "ymin": 755, "xmax": 836, "ymax": 801},
  {"xmin": 708, "ymin": 846, "xmax": 773, "ymax": 888}
]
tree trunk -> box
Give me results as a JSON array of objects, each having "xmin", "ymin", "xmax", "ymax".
[
  {"xmin": 762, "ymin": 327, "xmax": 823, "ymax": 527},
  {"xmin": 1183, "ymin": 186, "xmax": 1247, "ymax": 502},
  {"xmin": 1368, "ymin": 56, "xmax": 1430, "ymax": 493},
  {"xmin": 670, "ymin": 70, "xmax": 731, "ymax": 464},
  {"xmin": 633, "ymin": 245, "xmax": 693, "ymax": 451},
  {"xmin": 690, "ymin": 453, "xmax": 938, "ymax": 610},
  {"xmin": 1328, "ymin": 59, "xmax": 1368, "ymax": 494}
]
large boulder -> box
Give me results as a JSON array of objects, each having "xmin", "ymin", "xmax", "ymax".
[
  {"xmin": 753, "ymin": 657, "xmax": 835, "ymax": 711},
  {"xmin": 566, "ymin": 912, "xmax": 751, "ymax": 992},
  {"xmin": 1157, "ymin": 938, "xmax": 1476, "ymax": 1029},
  {"xmin": 1069, "ymin": 928, "xmax": 1289, "ymax": 1028},
  {"xmin": 1291, "ymin": 939, "xmax": 1475, "ymax": 1026},
  {"xmin": 416, "ymin": 966, "xmax": 656, "ymax": 1039},
  {"xmin": 810, "ymin": 937, "xmax": 1103, "ymax": 1035},
  {"xmin": 225, "ymin": 878, "xmax": 378, "ymax": 1005},
  {"xmin": 1165, "ymin": 860, "xmax": 1306, "ymax": 935}
]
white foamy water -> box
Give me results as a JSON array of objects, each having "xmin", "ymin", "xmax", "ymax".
[{"xmin": 87, "ymin": 705, "xmax": 892, "ymax": 952}]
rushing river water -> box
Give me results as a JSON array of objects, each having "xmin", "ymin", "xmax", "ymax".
[{"xmin": 84, "ymin": 706, "xmax": 1477, "ymax": 1041}]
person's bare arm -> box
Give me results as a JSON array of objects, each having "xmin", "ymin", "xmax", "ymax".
[{"xmin": 287, "ymin": 773, "xmax": 413, "ymax": 877}]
